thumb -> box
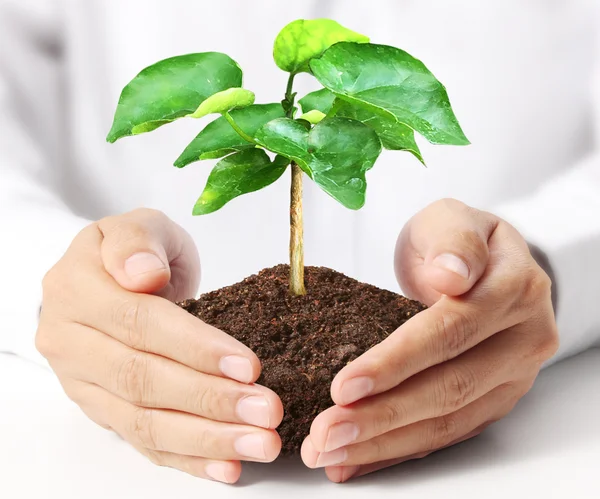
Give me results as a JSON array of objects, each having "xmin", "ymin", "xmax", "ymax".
[
  {"xmin": 396, "ymin": 199, "xmax": 498, "ymax": 300},
  {"xmin": 97, "ymin": 208, "xmax": 200, "ymax": 299}
]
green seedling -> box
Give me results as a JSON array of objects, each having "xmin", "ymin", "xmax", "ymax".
[{"xmin": 107, "ymin": 18, "xmax": 469, "ymax": 296}]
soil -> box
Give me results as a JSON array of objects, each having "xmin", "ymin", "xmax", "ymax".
[{"xmin": 179, "ymin": 264, "xmax": 426, "ymax": 455}]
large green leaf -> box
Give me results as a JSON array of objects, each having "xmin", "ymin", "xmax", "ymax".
[
  {"xmin": 174, "ymin": 103, "xmax": 284, "ymax": 168},
  {"xmin": 331, "ymin": 99, "xmax": 424, "ymax": 164},
  {"xmin": 298, "ymin": 88, "xmax": 336, "ymax": 114},
  {"xmin": 255, "ymin": 117, "xmax": 382, "ymax": 209},
  {"xmin": 273, "ymin": 19, "xmax": 369, "ymax": 74},
  {"xmin": 300, "ymin": 88, "xmax": 424, "ymax": 163},
  {"xmin": 310, "ymin": 43, "xmax": 469, "ymax": 146},
  {"xmin": 190, "ymin": 88, "xmax": 255, "ymax": 119},
  {"xmin": 193, "ymin": 150, "xmax": 289, "ymax": 215},
  {"xmin": 107, "ymin": 52, "xmax": 243, "ymax": 142}
]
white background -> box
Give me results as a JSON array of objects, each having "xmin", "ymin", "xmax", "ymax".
[{"xmin": 1, "ymin": 349, "xmax": 599, "ymax": 499}]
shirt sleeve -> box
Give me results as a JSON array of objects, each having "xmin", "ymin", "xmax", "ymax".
[
  {"xmin": 491, "ymin": 4, "xmax": 600, "ymax": 366},
  {"xmin": 493, "ymin": 154, "xmax": 600, "ymax": 366},
  {"xmin": 0, "ymin": 1, "xmax": 90, "ymax": 365}
]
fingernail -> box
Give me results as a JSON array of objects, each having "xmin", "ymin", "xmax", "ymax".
[
  {"xmin": 234, "ymin": 433, "xmax": 267, "ymax": 460},
  {"xmin": 432, "ymin": 253, "xmax": 470, "ymax": 279},
  {"xmin": 339, "ymin": 376, "xmax": 374, "ymax": 405},
  {"xmin": 219, "ymin": 355, "xmax": 254, "ymax": 383},
  {"xmin": 324, "ymin": 422, "xmax": 359, "ymax": 452},
  {"xmin": 316, "ymin": 448, "xmax": 348, "ymax": 467},
  {"xmin": 124, "ymin": 252, "xmax": 166, "ymax": 277},
  {"xmin": 205, "ymin": 462, "xmax": 233, "ymax": 483},
  {"xmin": 236, "ymin": 396, "xmax": 271, "ymax": 428}
]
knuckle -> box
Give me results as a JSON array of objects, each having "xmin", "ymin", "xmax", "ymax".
[
  {"xmin": 34, "ymin": 326, "xmax": 55, "ymax": 359},
  {"xmin": 130, "ymin": 406, "xmax": 159, "ymax": 450},
  {"xmin": 440, "ymin": 365, "xmax": 477, "ymax": 412},
  {"xmin": 144, "ymin": 448, "xmax": 163, "ymax": 467},
  {"xmin": 194, "ymin": 385, "xmax": 221, "ymax": 420},
  {"xmin": 41, "ymin": 265, "xmax": 61, "ymax": 294},
  {"xmin": 457, "ymin": 227, "xmax": 488, "ymax": 262},
  {"xmin": 436, "ymin": 198, "xmax": 466, "ymax": 212},
  {"xmin": 116, "ymin": 353, "xmax": 152, "ymax": 405},
  {"xmin": 130, "ymin": 207, "xmax": 168, "ymax": 222},
  {"xmin": 521, "ymin": 267, "xmax": 552, "ymax": 306},
  {"xmin": 113, "ymin": 299, "xmax": 149, "ymax": 350},
  {"xmin": 193, "ymin": 428, "xmax": 217, "ymax": 456},
  {"xmin": 99, "ymin": 213, "xmax": 155, "ymax": 247},
  {"xmin": 428, "ymin": 414, "xmax": 459, "ymax": 450},
  {"xmin": 41, "ymin": 263, "xmax": 72, "ymax": 304},
  {"xmin": 532, "ymin": 324, "xmax": 560, "ymax": 362},
  {"xmin": 368, "ymin": 434, "xmax": 391, "ymax": 461},
  {"xmin": 376, "ymin": 399, "xmax": 408, "ymax": 433},
  {"xmin": 431, "ymin": 309, "xmax": 478, "ymax": 360}
]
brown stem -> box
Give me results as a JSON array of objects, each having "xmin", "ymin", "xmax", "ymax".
[{"xmin": 289, "ymin": 162, "xmax": 306, "ymax": 296}]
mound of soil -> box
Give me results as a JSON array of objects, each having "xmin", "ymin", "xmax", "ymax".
[{"xmin": 180, "ymin": 264, "xmax": 425, "ymax": 455}]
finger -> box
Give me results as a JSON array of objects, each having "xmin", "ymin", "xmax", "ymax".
[
  {"xmin": 395, "ymin": 199, "xmax": 498, "ymax": 302},
  {"xmin": 332, "ymin": 221, "xmax": 537, "ymax": 405},
  {"xmin": 52, "ymin": 228, "xmax": 261, "ymax": 383},
  {"xmin": 135, "ymin": 446, "xmax": 241, "ymax": 484},
  {"xmin": 325, "ymin": 459, "xmax": 404, "ymax": 483},
  {"xmin": 63, "ymin": 378, "xmax": 243, "ymax": 482},
  {"xmin": 98, "ymin": 208, "xmax": 200, "ymax": 301},
  {"xmin": 325, "ymin": 424, "xmax": 492, "ymax": 483},
  {"xmin": 56, "ymin": 323, "xmax": 282, "ymax": 428},
  {"xmin": 302, "ymin": 383, "xmax": 518, "ymax": 468},
  {"xmin": 311, "ymin": 326, "xmax": 535, "ymax": 451},
  {"xmin": 67, "ymin": 382, "xmax": 282, "ymax": 462}
]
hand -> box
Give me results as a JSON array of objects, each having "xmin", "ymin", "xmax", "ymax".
[
  {"xmin": 301, "ymin": 199, "xmax": 558, "ymax": 482},
  {"xmin": 36, "ymin": 208, "xmax": 283, "ymax": 484}
]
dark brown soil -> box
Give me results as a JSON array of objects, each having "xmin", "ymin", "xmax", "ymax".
[{"xmin": 180, "ymin": 265, "xmax": 425, "ymax": 455}]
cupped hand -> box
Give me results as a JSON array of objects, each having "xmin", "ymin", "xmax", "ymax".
[
  {"xmin": 36, "ymin": 208, "xmax": 283, "ymax": 484},
  {"xmin": 302, "ymin": 199, "xmax": 558, "ymax": 482}
]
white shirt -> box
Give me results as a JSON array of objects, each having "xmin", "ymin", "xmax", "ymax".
[{"xmin": 1, "ymin": 0, "xmax": 599, "ymax": 365}]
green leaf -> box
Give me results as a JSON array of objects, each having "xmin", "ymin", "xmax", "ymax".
[
  {"xmin": 300, "ymin": 89, "xmax": 424, "ymax": 163},
  {"xmin": 298, "ymin": 88, "xmax": 336, "ymax": 114},
  {"xmin": 331, "ymin": 99, "xmax": 424, "ymax": 164},
  {"xmin": 190, "ymin": 88, "xmax": 255, "ymax": 119},
  {"xmin": 107, "ymin": 52, "xmax": 243, "ymax": 142},
  {"xmin": 174, "ymin": 103, "xmax": 285, "ymax": 168},
  {"xmin": 310, "ymin": 43, "xmax": 470, "ymax": 146},
  {"xmin": 193, "ymin": 150, "xmax": 289, "ymax": 215},
  {"xmin": 256, "ymin": 117, "xmax": 382, "ymax": 209},
  {"xmin": 298, "ymin": 110, "xmax": 326, "ymax": 124},
  {"xmin": 273, "ymin": 19, "xmax": 369, "ymax": 74}
]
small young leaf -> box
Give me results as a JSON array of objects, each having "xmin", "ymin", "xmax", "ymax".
[
  {"xmin": 174, "ymin": 103, "xmax": 285, "ymax": 168},
  {"xmin": 298, "ymin": 110, "xmax": 326, "ymax": 125},
  {"xmin": 193, "ymin": 149, "xmax": 289, "ymax": 215},
  {"xmin": 273, "ymin": 19, "xmax": 369, "ymax": 74},
  {"xmin": 256, "ymin": 117, "xmax": 382, "ymax": 209},
  {"xmin": 298, "ymin": 88, "xmax": 336, "ymax": 115},
  {"xmin": 190, "ymin": 88, "xmax": 255, "ymax": 119},
  {"xmin": 310, "ymin": 43, "xmax": 470, "ymax": 146},
  {"xmin": 107, "ymin": 52, "xmax": 243, "ymax": 142},
  {"xmin": 331, "ymin": 99, "xmax": 424, "ymax": 164}
]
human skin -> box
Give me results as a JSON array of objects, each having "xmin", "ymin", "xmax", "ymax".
[
  {"xmin": 36, "ymin": 200, "xmax": 558, "ymax": 484},
  {"xmin": 35, "ymin": 208, "xmax": 284, "ymax": 484},
  {"xmin": 301, "ymin": 199, "xmax": 559, "ymax": 483}
]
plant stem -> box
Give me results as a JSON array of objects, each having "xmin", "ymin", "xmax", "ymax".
[
  {"xmin": 289, "ymin": 162, "xmax": 306, "ymax": 296},
  {"xmin": 223, "ymin": 112, "xmax": 255, "ymax": 143},
  {"xmin": 285, "ymin": 73, "xmax": 296, "ymax": 103},
  {"xmin": 284, "ymin": 73, "xmax": 306, "ymax": 296}
]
